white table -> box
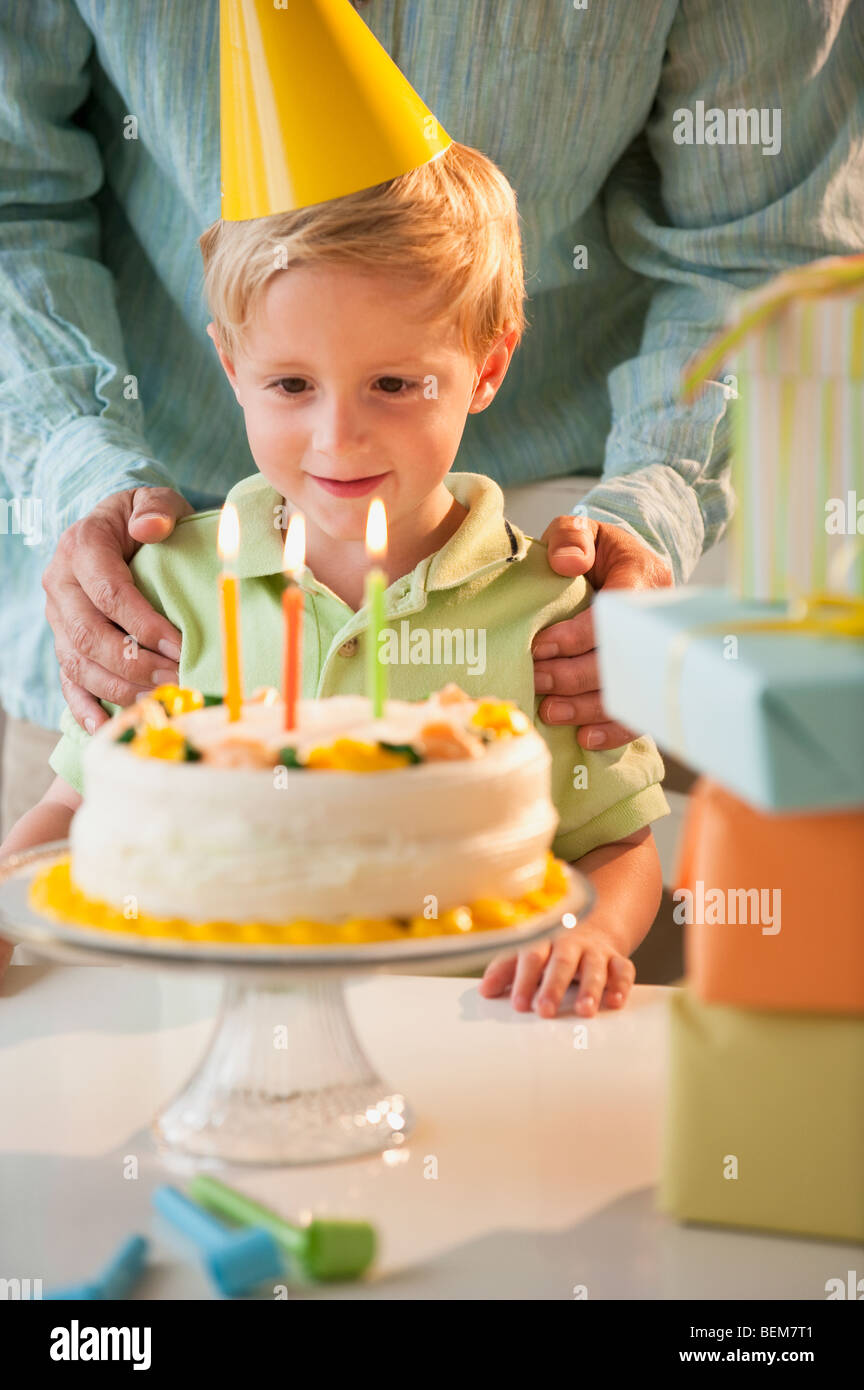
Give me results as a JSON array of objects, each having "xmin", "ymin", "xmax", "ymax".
[{"xmin": 0, "ymin": 965, "xmax": 857, "ymax": 1299}]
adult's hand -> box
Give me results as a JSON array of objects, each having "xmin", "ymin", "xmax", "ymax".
[
  {"xmin": 42, "ymin": 487, "xmax": 194, "ymax": 732},
  {"xmin": 532, "ymin": 516, "xmax": 673, "ymax": 749}
]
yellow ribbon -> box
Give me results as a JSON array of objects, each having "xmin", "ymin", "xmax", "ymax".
[
  {"xmin": 665, "ymin": 593, "xmax": 864, "ymax": 755},
  {"xmin": 682, "ymin": 254, "xmax": 864, "ymax": 400},
  {"xmin": 727, "ymin": 593, "xmax": 864, "ymax": 638}
]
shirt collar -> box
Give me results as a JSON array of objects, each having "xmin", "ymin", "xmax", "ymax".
[
  {"xmin": 227, "ymin": 470, "xmax": 529, "ymax": 589},
  {"xmin": 227, "ymin": 473, "xmax": 286, "ymax": 580}
]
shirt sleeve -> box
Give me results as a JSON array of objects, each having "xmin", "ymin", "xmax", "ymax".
[
  {"xmin": 545, "ymin": 726, "xmax": 671, "ymax": 863},
  {"xmin": 48, "ymin": 704, "xmax": 101, "ymax": 797},
  {"xmin": 578, "ymin": 0, "xmax": 864, "ymax": 583},
  {"xmin": 0, "ymin": 0, "xmax": 175, "ymax": 547}
]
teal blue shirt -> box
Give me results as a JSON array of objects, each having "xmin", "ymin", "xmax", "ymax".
[{"xmin": 2, "ymin": 0, "xmax": 862, "ymax": 727}]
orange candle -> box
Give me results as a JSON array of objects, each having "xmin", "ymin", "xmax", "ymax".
[
  {"xmin": 281, "ymin": 511, "xmax": 306, "ymax": 731},
  {"xmin": 217, "ymin": 503, "xmax": 243, "ymax": 722}
]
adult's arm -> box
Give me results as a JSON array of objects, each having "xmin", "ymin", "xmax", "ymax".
[
  {"xmin": 0, "ymin": 1, "xmax": 190, "ymax": 724},
  {"xmin": 533, "ymin": 0, "xmax": 864, "ymax": 745},
  {"xmin": 0, "ymin": 0, "xmax": 177, "ymax": 538},
  {"xmin": 574, "ymin": 0, "xmax": 864, "ymax": 585}
]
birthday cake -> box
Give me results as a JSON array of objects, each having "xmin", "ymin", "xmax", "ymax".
[{"xmin": 31, "ymin": 684, "xmax": 569, "ymax": 944}]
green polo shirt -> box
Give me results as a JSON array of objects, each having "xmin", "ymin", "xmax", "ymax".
[{"xmin": 50, "ymin": 472, "xmax": 669, "ymax": 862}]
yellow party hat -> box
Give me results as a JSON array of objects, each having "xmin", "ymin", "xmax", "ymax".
[{"xmin": 220, "ymin": 0, "xmax": 453, "ymax": 221}]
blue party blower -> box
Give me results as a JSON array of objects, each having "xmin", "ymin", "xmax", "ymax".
[
  {"xmin": 152, "ymin": 1185, "xmax": 283, "ymax": 1297},
  {"xmin": 44, "ymin": 1234, "xmax": 149, "ymax": 1300}
]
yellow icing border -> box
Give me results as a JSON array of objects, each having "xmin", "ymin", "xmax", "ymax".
[{"xmin": 28, "ymin": 855, "xmax": 570, "ymax": 946}]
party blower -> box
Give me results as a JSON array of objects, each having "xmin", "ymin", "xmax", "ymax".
[
  {"xmin": 44, "ymin": 1234, "xmax": 149, "ymax": 1300},
  {"xmin": 188, "ymin": 1175, "xmax": 377, "ymax": 1282},
  {"xmin": 152, "ymin": 1186, "xmax": 283, "ymax": 1297}
]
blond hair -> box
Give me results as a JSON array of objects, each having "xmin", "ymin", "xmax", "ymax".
[{"xmin": 198, "ymin": 141, "xmax": 527, "ymax": 368}]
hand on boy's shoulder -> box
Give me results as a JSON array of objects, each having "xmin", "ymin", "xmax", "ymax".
[
  {"xmin": 517, "ymin": 533, "xmax": 593, "ymax": 616},
  {"xmin": 541, "ymin": 515, "xmax": 673, "ymax": 595},
  {"xmin": 128, "ymin": 502, "xmax": 222, "ymax": 606},
  {"xmin": 530, "ymin": 515, "xmax": 673, "ymax": 749}
]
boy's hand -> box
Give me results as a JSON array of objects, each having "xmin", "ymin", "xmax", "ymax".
[
  {"xmin": 532, "ymin": 516, "xmax": 673, "ymax": 750},
  {"xmin": 42, "ymin": 487, "xmax": 193, "ymax": 732},
  {"xmin": 479, "ymin": 922, "xmax": 636, "ymax": 1018}
]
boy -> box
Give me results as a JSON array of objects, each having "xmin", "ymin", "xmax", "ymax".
[{"xmin": 1, "ymin": 142, "xmax": 668, "ymax": 1015}]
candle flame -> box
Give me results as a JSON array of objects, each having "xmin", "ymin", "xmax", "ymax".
[
  {"xmin": 365, "ymin": 497, "xmax": 387, "ymax": 558},
  {"xmin": 217, "ymin": 502, "xmax": 240, "ymax": 563},
  {"xmin": 282, "ymin": 511, "xmax": 306, "ymax": 577}
]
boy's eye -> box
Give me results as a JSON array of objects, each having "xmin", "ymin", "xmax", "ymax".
[
  {"xmin": 272, "ymin": 377, "xmax": 415, "ymax": 397},
  {"xmin": 377, "ymin": 377, "xmax": 412, "ymax": 394}
]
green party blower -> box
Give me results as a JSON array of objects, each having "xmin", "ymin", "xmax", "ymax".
[{"xmin": 187, "ymin": 1175, "xmax": 376, "ymax": 1282}]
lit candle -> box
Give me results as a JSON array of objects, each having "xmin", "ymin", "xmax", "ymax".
[
  {"xmin": 365, "ymin": 497, "xmax": 388, "ymax": 719},
  {"xmin": 281, "ymin": 511, "xmax": 305, "ymax": 731},
  {"xmin": 217, "ymin": 502, "xmax": 243, "ymax": 722}
]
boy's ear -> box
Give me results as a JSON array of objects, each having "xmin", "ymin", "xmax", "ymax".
[{"xmin": 468, "ymin": 326, "xmax": 520, "ymax": 414}]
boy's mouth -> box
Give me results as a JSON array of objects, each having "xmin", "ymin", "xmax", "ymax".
[{"xmin": 307, "ymin": 471, "xmax": 389, "ymax": 498}]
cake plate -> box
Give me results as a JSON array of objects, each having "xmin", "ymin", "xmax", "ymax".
[{"xmin": 0, "ymin": 842, "xmax": 593, "ymax": 1168}]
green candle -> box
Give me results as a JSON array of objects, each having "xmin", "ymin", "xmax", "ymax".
[
  {"xmin": 365, "ymin": 567, "xmax": 387, "ymax": 718},
  {"xmin": 365, "ymin": 498, "xmax": 388, "ymax": 719}
]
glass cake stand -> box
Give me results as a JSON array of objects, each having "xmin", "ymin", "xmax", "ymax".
[{"xmin": 0, "ymin": 842, "xmax": 593, "ymax": 1168}]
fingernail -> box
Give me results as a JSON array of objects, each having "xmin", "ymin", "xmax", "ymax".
[
  {"xmin": 537, "ymin": 998, "xmax": 556, "ymax": 1017},
  {"xmin": 84, "ymin": 718, "xmax": 95, "ymax": 735},
  {"xmin": 157, "ymin": 640, "xmax": 182, "ymax": 661},
  {"xmin": 535, "ymin": 673, "xmax": 553, "ymax": 692},
  {"xmin": 546, "ymin": 700, "xmax": 575, "ymax": 722},
  {"xmin": 555, "ymin": 546, "xmax": 586, "ymax": 560},
  {"xmin": 584, "ymin": 730, "xmax": 606, "ymax": 749},
  {"xmin": 151, "ymin": 669, "xmax": 178, "ymax": 685},
  {"xmin": 134, "ymin": 511, "xmax": 170, "ymax": 524},
  {"xmin": 533, "ymin": 643, "xmax": 558, "ymax": 660},
  {"xmin": 514, "ymin": 994, "xmax": 529, "ymax": 1009}
]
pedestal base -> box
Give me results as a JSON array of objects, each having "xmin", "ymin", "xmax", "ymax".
[{"xmin": 153, "ymin": 978, "xmax": 414, "ymax": 1166}]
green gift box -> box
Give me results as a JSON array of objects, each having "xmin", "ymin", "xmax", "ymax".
[{"xmin": 658, "ymin": 988, "xmax": 864, "ymax": 1243}]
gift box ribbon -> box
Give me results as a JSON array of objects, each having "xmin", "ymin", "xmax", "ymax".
[{"xmin": 665, "ymin": 592, "xmax": 864, "ymax": 756}]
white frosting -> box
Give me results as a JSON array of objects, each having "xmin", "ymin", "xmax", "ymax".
[{"xmin": 71, "ymin": 695, "xmax": 559, "ymax": 923}]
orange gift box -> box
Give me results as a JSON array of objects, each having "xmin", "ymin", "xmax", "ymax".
[{"xmin": 676, "ymin": 778, "xmax": 864, "ymax": 1013}]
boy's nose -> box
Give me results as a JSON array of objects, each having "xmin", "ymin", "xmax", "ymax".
[{"xmin": 313, "ymin": 397, "xmax": 369, "ymax": 457}]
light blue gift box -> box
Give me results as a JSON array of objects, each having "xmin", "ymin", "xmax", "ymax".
[{"xmin": 594, "ymin": 586, "xmax": 864, "ymax": 812}]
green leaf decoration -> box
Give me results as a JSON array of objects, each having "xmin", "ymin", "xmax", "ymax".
[
  {"xmin": 379, "ymin": 741, "xmax": 422, "ymax": 764},
  {"xmin": 183, "ymin": 741, "xmax": 203, "ymax": 762},
  {"xmin": 203, "ymin": 694, "xmax": 224, "ymax": 706},
  {"xmin": 115, "ymin": 727, "xmax": 136, "ymax": 744},
  {"xmin": 276, "ymin": 746, "xmax": 303, "ymax": 768}
]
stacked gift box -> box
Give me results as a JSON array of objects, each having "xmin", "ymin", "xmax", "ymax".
[{"xmin": 595, "ymin": 255, "xmax": 864, "ymax": 1243}]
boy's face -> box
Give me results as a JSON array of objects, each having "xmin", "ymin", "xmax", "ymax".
[{"xmin": 209, "ymin": 265, "xmax": 514, "ymax": 542}]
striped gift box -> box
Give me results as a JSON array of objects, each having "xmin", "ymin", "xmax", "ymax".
[{"xmin": 685, "ymin": 256, "xmax": 864, "ymax": 601}]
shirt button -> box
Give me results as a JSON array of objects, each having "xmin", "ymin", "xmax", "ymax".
[{"xmin": 338, "ymin": 637, "xmax": 359, "ymax": 657}]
